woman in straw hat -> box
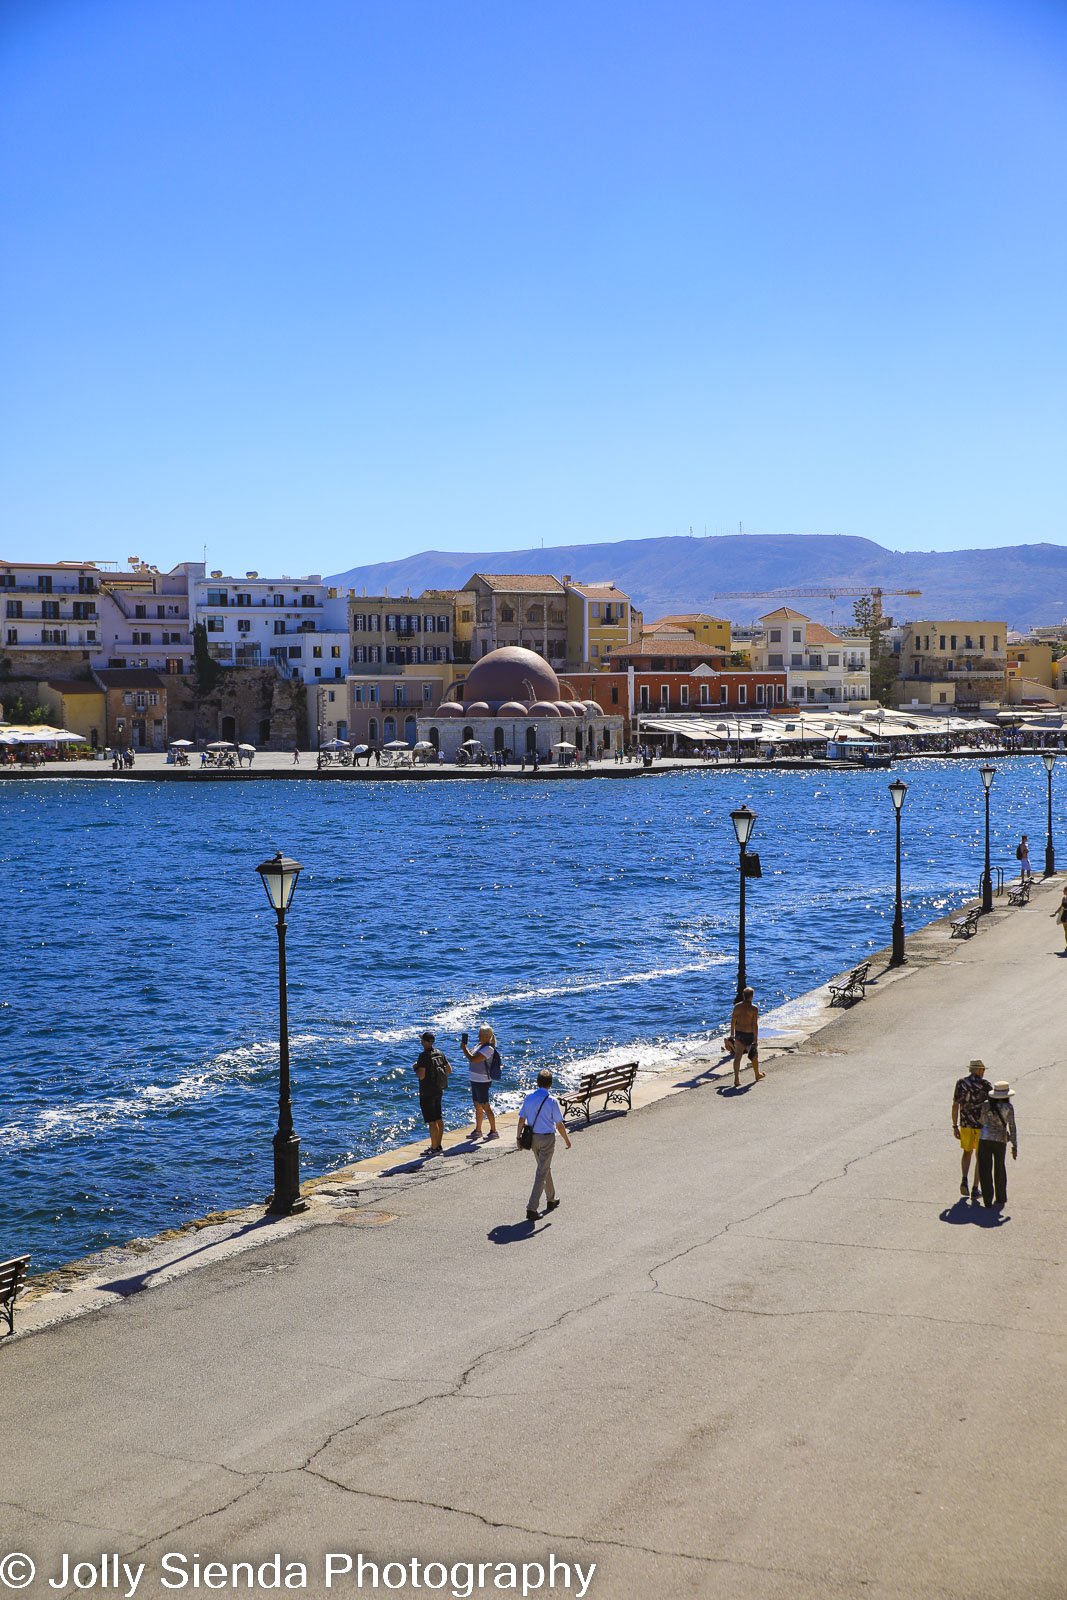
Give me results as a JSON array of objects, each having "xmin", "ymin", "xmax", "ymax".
[
  {"xmin": 1050, "ymin": 883, "xmax": 1067, "ymax": 950},
  {"xmin": 976, "ymin": 1082, "xmax": 1018, "ymax": 1209}
]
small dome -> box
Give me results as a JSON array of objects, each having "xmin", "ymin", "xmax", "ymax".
[
  {"xmin": 435, "ymin": 702, "xmax": 463, "ymax": 717},
  {"xmin": 462, "ymin": 646, "xmax": 561, "ymax": 706},
  {"xmin": 528, "ymin": 701, "xmax": 563, "ymax": 718},
  {"xmin": 497, "ymin": 701, "xmax": 529, "ymax": 716},
  {"xmin": 558, "ymin": 702, "xmax": 579, "ymax": 718},
  {"xmin": 584, "ymin": 700, "xmax": 604, "ymax": 716},
  {"xmin": 464, "ymin": 701, "xmax": 491, "ymax": 717}
]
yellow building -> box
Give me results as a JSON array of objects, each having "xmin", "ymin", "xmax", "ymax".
[
  {"xmin": 647, "ymin": 613, "xmax": 731, "ymax": 652},
  {"xmin": 897, "ymin": 620, "xmax": 1007, "ymax": 707},
  {"xmin": 1007, "ymin": 641, "xmax": 1055, "ymax": 688},
  {"xmin": 565, "ymin": 580, "xmax": 636, "ymax": 669},
  {"xmin": 37, "ymin": 678, "xmax": 106, "ymax": 746}
]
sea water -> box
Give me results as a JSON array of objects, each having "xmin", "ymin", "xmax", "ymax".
[{"xmin": 0, "ymin": 761, "xmax": 1054, "ymax": 1270}]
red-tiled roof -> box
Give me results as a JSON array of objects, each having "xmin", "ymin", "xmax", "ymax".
[
  {"xmin": 804, "ymin": 623, "xmax": 846, "ymax": 645},
  {"xmin": 467, "ymin": 573, "xmax": 566, "ymax": 593}
]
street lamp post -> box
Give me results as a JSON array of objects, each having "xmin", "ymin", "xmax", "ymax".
[
  {"xmin": 888, "ymin": 778, "xmax": 908, "ymax": 967},
  {"xmin": 256, "ymin": 851, "xmax": 308, "ymax": 1215},
  {"xmin": 1041, "ymin": 750, "xmax": 1057, "ymax": 877},
  {"xmin": 730, "ymin": 804, "xmax": 757, "ymax": 1002},
  {"xmin": 979, "ymin": 765, "xmax": 996, "ymax": 913}
]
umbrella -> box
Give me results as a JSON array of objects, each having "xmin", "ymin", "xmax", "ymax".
[
  {"xmin": 413, "ymin": 741, "xmax": 436, "ymax": 751},
  {"xmin": 207, "ymin": 741, "xmax": 234, "ymax": 751},
  {"xmin": 353, "ymin": 744, "xmax": 369, "ymax": 754},
  {"xmin": 553, "ymin": 740, "xmax": 576, "ymax": 749},
  {"xmin": 169, "ymin": 739, "xmax": 194, "ymax": 748},
  {"xmin": 385, "ymin": 739, "xmax": 410, "ymax": 750},
  {"xmin": 461, "ymin": 738, "xmax": 483, "ymax": 749},
  {"xmin": 238, "ymin": 743, "xmax": 257, "ymax": 753},
  {"xmin": 321, "ymin": 738, "xmax": 350, "ymax": 749},
  {"xmin": 20, "ymin": 729, "xmax": 82, "ymax": 744}
]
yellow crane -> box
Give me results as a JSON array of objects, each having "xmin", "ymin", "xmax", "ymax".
[{"xmin": 713, "ymin": 585, "xmax": 921, "ymax": 628}]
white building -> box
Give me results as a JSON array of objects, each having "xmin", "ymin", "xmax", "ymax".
[
  {"xmin": 192, "ymin": 570, "xmax": 350, "ymax": 685},
  {"xmin": 750, "ymin": 608, "xmax": 870, "ymax": 704},
  {"xmin": 0, "ymin": 558, "xmax": 196, "ymax": 677}
]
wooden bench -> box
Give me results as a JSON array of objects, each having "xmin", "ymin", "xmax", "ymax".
[
  {"xmin": 1, "ymin": 1256, "xmax": 30, "ymax": 1337},
  {"xmin": 1007, "ymin": 879, "xmax": 1032, "ymax": 907},
  {"xmin": 828, "ymin": 961, "xmax": 870, "ymax": 1007},
  {"xmin": 950, "ymin": 906, "xmax": 981, "ymax": 938},
  {"xmin": 558, "ymin": 1063, "xmax": 638, "ymax": 1123}
]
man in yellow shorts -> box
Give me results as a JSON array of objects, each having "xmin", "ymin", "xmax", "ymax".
[{"xmin": 952, "ymin": 1059, "xmax": 990, "ymax": 1201}]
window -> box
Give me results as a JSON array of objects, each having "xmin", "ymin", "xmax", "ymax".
[
  {"xmin": 207, "ymin": 590, "xmax": 227, "ymax": 606},
  {"xmin": 423, "ymin": 683, "xmax": 434, "ymax": 704},
  {"xmin": 288, "ymin": 646, "xmax": 301, "ymax": 658},
  {"xmin": 950, "ymin": 635, "xmax": 957, "ymax": 650},
  {"xmin": 273, "ymin": 594, "xmax": 285, "ymax": 607},
  {"xmin": 369, "ymin": 718, "xmax": 379, "ymax": 742},
  {"xmin": 720, "ymin": 684, "xmax": 728, "ymax": 703},
  {"xmin": 312, "ymin": 646, "xmax": 322, "ymax": 658},
  {"xmin": 769, "ymin": 629, "xmax": 781, "ymax": 643},
  {"xmin": 768, "ymin": 653, "xmax": 783, "ymax": 667},
  {"xmin": 6, "ymin": 600, "xmax": 22, "ymax": 619},
  {"xmin": 394, "ymin": 686, "xmax": 406, "ymax": 706},
  {"xmin": 274, "ymin": 620, "xmax": 286, "ymax": 634},
  {"xmin": 500, "ymin": 607, "xmax": 515, "ymax": 623},
  {"xmin": 206, "ymin": 617, "xmax": 224, "ymax": 632},
  {"xmin": 699, "ymin": 683, "xmax": 709, "ymax": 705},
  {"xmin": 591, "ymin": 645, "xmax": 599, "ymax": 658},
  {"xmin": 792, "ymin": 629, "xmax": 801, "ymax": 643},
  {"xmin": 979, "ymin": 635, "xmax": 985, "ymax": 650},
  {"xmin": 331, "ymin": 645, "xmax": 340, "ymax": 658},
  {"xmin": 300, "ymin": 594, "xmax": 315, "ymax": 608},
  {"xmin": 828, "ymin": 653, "xmax": 839, "ymax": 666},
  {"xmin": 776, "ymin": 684, "xmax": 785, "ymax": 703},
  {"xmin": 237, "ymin": 619, "xmax": 250, "ymax": 634},
  {"xmin": 38, "ymin": 575, "xmax": 53, "ymax": 593},
  {"xmin": 756, "ymin": 684, "xmax": 764, "ymax": 704},
  {"xmin": 0, "ymin": 574, "xmax": 13, "ymax": 589},
  {"xmin": 132, "ymin": 631, "xmax": 151, "ymax": 645},
  {"xmin": 134, "ymin": 604, "xmax": 147, "ymax": 619},
  {"xmin": 939, "ymin": 635, "xmax": 947, "ymax": 651},
  {"xmin": 791, "ymin": 653, "xmax": 803, "ymax": 667},
  {"xmin": 680, "ymin": 685, "xmax": 689, "ymax": 705},
  {"xmin": 611, "ymin": 686, "xmax": 619, "ymax": 705},
  {"xmin": 73, "ymin": 602, "xmax": 95, "ymax": 620},
  {"xmin": 738, "ymin": 685, "xmax": 747, "ymax": 705},
  {"xmin": 993, "ymin": 635, "xmax": 1000, "ymax": 652},
  {"xmin": 5, "ymin": 628, "xmax": 16, "ymax": 644},
  {"xmin": 639, "ymin": 686, "xmax": 649, "ymax": 709},
  {"xmin": 237, "ymin": 593, "xmax": 251, "ymax": 607},
  {"xmin": 42, "ymin": 600, "xmax": 60, "ymax": 620},
  {"xmin": 809, "ymin": 655, "xmax": 822, "ymax": 670},
  {"xmin": 660, "ymin": 684, "xmax": 669, "ymax": 706}
]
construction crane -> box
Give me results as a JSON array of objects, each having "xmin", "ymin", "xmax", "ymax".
[{"xmin": 713, "ymin": 585, "xmax": 921, "ymax": 628}]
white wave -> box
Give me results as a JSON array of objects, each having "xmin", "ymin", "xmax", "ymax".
[
  {"xmin": 426, "ymin": 959, "xmax": 730, "ymax": 1034},
  {"xmin": 0, "ymin": 1034, "xmax": 320, "ymax": 1153}
]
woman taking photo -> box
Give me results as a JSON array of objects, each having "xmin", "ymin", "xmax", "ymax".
[{"xmin": 461, "ymin": 1025, "xmax": 499, "ymax": 1140}]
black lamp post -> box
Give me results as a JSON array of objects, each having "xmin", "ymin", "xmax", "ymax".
[
  {"xmin": 888, "ymin": 778, "xmax": 908, "ymax": 966},
  {"xmin": 730, "ymin": 804, "xmax": 757, "ymax": 1001},
  {"xmin": 979, "ymin": 765, "xmax": 996, "ymax": 913},
  {"xmin": 1041, "ymin": 750, "xmax": 1057, "ymax": 877},
  {"xmin": 256, "ymin": 851, "xmax": 308, "ymax": 1215}
]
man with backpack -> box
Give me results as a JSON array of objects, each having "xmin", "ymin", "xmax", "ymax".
[
  {"xmin": 517, "ymin": 1069, "xmax": 572, "ymax": 1221},
  {"xmin": 413, "ymin": 1031, "xmax": 451, "ymax": 1155}
]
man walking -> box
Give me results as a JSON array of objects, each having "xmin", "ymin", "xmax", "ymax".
[
  {"xmin": 952, "ymin": 1058, "xmax": 990, "ymax": 1200},
  {"xmin": 413, "ymin": 1030, "xmax": 451, "ymax": 1155},
  {"xmin": 517, "ymin": 1069, "xmax": 571, "ymax": 1221}
]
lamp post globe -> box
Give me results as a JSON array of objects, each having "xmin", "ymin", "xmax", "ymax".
[
  {"xmin": 255, "ymin": 851, "xmax": 308, "ymax": 1216},
  {"xmin": 729, "ymin": 805, "xmax": 757, "ymax": 1002},
  {"xmin": 1041, "ymin": 750, "xmax": 1057, "ymax": 877},
  {"xmin": 888, "ymin": 780, "xmax": 907, "ymax": 967},
  {"xmin": 979, "ymin": 766, "xmax": 996, "ymax": 913}
]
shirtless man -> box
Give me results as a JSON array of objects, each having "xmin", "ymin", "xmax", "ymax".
[{"xmin": 729, "ymin": 987, "xmax": 764, "ymax": 1088}]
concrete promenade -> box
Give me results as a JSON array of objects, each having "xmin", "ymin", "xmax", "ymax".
[{"xmin": 3, "ymin": 882, "xmax": 1066, "ymax": 1599}]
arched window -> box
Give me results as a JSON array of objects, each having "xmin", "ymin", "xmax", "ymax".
[
  {"xmin": 603, "ymin": 727, "xmax": 611, "ymax": 748},
  {"xmin": 384, "ymin": 716, "xmax": 396, "ymax": 742},
  {"xmin": 404, "ymin": 715, "xmax": 417, "ymax": 745},
  {"xmin": 463, "ymin": 725, "xmax": 474, "ymax": 743},
  {"xmin": 494, "ymin": 726, "xmax": 505, "ymax": 752},
  {"xmin": 369, "ymin": 718, "xmax": 378, "ymax": 743},
  {"xmin": 429, "ymin": 727, "xmax": 439, "ymax": 749},
  {"xmin": 526, "ymin": 726, "xmax": 537, "ymax": 754}
]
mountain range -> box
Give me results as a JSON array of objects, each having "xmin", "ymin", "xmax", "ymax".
[{"xmin": 328, "ymin": 534, "xmax": 1067, "ymax": 631}]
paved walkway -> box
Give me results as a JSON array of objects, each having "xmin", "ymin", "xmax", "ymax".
[{"xmin": 3, "ymin": 881, "xmax": 1066, "ymax": 1600}]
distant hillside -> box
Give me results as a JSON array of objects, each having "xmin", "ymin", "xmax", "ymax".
[{"xmin": 328, "ymin": 533, "xmax": 1067, "ymax": 630}]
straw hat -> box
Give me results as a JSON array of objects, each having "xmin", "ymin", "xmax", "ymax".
[
  {"xmin": 968, "ymin": 1059, "xmax": 986, "ymax": 1072},
  {"xmin": 990, "ymin": 1081, "xmax": 1014, "ymax": 1099}
]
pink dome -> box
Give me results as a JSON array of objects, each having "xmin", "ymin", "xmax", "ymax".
[
  {"xmin": 464, "ymin": 701, "xmax": 491, "ymax": 717},
  {"xmin": 583, "ymin": 701, "xmax": 604, "ymax": 716},
  {"xmin": 461, "ymin": 646, "xmax": 561, "ymax": 706},
  {"xmin": 558, "ymin": 702, "xmax": 579, "ymax": 718},
  {"xmin": 434, "ymin": 702, "xmax": 463, "ymax": 717},
  {"xmin": 528, "ymin": 701, "xmax": 562, "ymax": 718},
  {"xmin": 497, "ymin": 701, "xmax": 529, "ymax": 716}
]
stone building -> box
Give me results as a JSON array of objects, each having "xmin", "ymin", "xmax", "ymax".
[{"xmin": 418, "ymin": 646, "xmax": 623, "ymax": 761}]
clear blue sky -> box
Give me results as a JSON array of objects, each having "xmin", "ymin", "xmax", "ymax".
[{"xmin": 2, "ymin": 0, "xmax": 1065, "ymax": 576}]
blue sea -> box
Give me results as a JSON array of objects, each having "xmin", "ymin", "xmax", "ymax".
[{"xmin": 1, "ymin": 761, "xmax": 1056, "ymax": 1271}]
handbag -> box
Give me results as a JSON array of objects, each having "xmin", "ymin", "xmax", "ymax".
[{"xmin": 519, "ymin": 1090, "xmax": 550, "ymax": 1150}]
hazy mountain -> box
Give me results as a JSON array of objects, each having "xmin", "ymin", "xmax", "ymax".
[{"xmin": 328, "ymin": 533, "xmax": 1067, "ymax": 630}]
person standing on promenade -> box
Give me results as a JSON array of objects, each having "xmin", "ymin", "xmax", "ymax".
[
  {"xmin": 413, "ymin": 1030, "xmax": 451, "ymax": 1155},
  {"xmin": 952, "ymin": 1059, "xmax": 990, "ymax": 1199},
  {"xmin": 976, "ymin": 1081, "xmax": 1018, "ymax": 1208},
  {"xmin": 1016, "ymin": 834, "xmax": 1033, "ymax": 880},
  {"xmin": 1051, "ymin": 884, "xmax": 1067, "ymax": 950},
  {"xmin": 292, "ymin": 746, "xmax": 300, "ymax": 764},
  {"xmin": 517, "ymin": 1069, "xmax": 571, "ymax": 1221},
  {"xmin": 461, "ymin": 1025, "xmax": 499, "ymax": 1139},
  {"xmin": 729, "ymin": 987, "xmax": 764, "ymax": 1088}
]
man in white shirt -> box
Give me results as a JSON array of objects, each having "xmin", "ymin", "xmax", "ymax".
[{"xmin": 517, "ymin": 1069, "xmax": 571, "ymax": 1221}]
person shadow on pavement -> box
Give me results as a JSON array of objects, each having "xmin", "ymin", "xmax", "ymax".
[
  {"xmin": 487, "ymin": 1220, "xmax": 550, "ymax": 1244},
  {"xmin": 939, "ymin": 1199, "xmax": 1010, "ymax": 1227},
  {"xmin": 716, "ymin": 1083, "xmax": 754, "ymax": 1097}
]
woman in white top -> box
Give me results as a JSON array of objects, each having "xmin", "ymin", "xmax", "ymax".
[{"xmin": 461, "ymin": 1025, "xmax": 499, "ymax": 1139}]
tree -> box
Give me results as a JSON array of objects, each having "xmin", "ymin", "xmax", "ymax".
[{"xmin": 850, "ymin": 594, "xmax": 898, "ymax": 705}]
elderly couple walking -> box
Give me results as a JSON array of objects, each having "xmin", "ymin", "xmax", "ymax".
[{"xmin": 952, "ymin": 1060, "xmax": 1018, "ymax": 1209}]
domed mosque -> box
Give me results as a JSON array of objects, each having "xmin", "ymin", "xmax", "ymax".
[{"xmin": 417, "ymin": 646, "xmax": 623, "ymax": 763}]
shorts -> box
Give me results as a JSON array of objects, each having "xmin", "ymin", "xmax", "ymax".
[
  {"xmin": 419, "ymin": 1095, "xmax": 443, "ymax": 1125},
  {"xmin": 470, "ymin": 1081, "xmax": 491, "ymax": 1105},
  {"xmin": 958, "ymin": 1126, "xmax": 980, "ymax": 1154}
]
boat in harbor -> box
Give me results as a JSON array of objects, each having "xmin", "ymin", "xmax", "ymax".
[{"xmin": 824, "ymin": 734, "xmax": 893, "ymax": 767}]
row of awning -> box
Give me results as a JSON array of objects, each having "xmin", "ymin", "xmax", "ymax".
[{"xmin": 635, "ymin": 709, "xmax": 1060, "ymax": 745}]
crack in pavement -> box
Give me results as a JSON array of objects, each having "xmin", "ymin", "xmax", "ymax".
[
  {"xmin": 0, "ymin": 1497, "xmax": 135, "ymax": 1539},
  {"xmin": 734, "ymin": 1228, "xmax": 1065, "ymax": 1267},
  {"xmin": 652, "ymin": 1286, "xmax": 1057, "ymax": 1338}
]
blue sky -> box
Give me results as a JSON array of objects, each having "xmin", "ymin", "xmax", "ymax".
[{"xmin": 2, "ymin": 0, "xmax": 1066, "ymax": 576}]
